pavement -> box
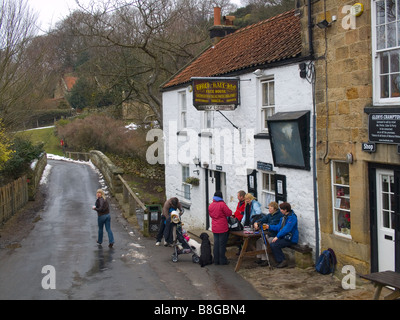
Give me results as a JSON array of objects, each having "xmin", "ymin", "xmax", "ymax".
[{"xmin": 117, "ymin": 200, "xmax": 386, "ymax": 300}]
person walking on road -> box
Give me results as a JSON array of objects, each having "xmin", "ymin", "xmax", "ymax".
[{"xmin": 93, "ymin": 189, "xmax": 115, "ymax": 248}]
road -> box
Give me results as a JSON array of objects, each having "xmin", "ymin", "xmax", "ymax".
[{"xmin": 0, "ymin": 159, "xmax": 263, "ymax": 300}]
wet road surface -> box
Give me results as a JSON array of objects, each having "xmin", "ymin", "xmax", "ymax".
[{"xmin": 0, "ymin": 159, "xmax": 263, "ymax": 300}]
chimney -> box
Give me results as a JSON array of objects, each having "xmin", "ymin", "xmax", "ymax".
[
  {"xmin": 214, "ymin": 7, "xmax": 221, "ymax": 26},
  {"xmin": 209, "ymin": 7, "xmax": 237, "ymax": 45}
]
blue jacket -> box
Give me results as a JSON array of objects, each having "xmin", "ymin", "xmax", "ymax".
[
  {"xmin": 256, "ymin": 210, "xmax": 283, "ymax": 237},
  {"xmin": 241, "ymin": 200, "xmax": 262, "ymax": 225},
  {"xmin": 269, "ymin": 211, "xmax": 299, "ymax": 243}
]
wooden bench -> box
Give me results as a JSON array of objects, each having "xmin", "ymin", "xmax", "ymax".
[{"xmin": 360, "ymin": 271, "xmax": 400, "ymax": 300}]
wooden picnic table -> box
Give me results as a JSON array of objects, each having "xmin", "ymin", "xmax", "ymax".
[
  {"xmin": 360, "ymin": 271, "xmax": 400, "ymax": 300},
  {"xmin": 230, "ymin": 230, "xmax": 268, "ymax": 272}
]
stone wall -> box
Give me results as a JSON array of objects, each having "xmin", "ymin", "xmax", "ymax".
[
  {"xmin": 90, "ymin": 150, "xmax": 124, "ymax": 195},
  {"xmin": 300, "ymin": 0, "xmax": 373, "ymax": 273},
  {"xmin": 27, "ymin": 152, "xmax": 47, "ymax": 200}
]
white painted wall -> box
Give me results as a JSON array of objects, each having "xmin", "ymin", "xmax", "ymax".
[{"xmin": 162, "ymin": 62, "xmax": 317, "ymax": 249}]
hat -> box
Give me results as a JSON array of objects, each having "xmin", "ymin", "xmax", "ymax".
[{"xmin": 214, "ymin": 191, "xmax": 223, "ymax": 199}]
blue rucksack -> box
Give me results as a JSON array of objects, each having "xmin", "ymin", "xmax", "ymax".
[{"xmin": 315, "ymin": 248, "xmax": 337, "ymax": 275}]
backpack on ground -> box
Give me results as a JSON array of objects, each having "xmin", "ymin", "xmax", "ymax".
[{"xmin": 315, "ymin": 248, "xmax": 337, "ymax": 275}]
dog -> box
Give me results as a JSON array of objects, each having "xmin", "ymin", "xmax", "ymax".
[
  {"xmin": 187, "ymin": 238, "xmax": 201, "ymax": 257},
  {"xmin": 199, "ymin": 232, "xmax": 213, "ymax": 267}
]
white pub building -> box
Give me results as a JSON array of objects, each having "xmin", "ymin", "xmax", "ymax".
[{"xmin": 160, "ymin": 9, "xmax": 318, "ymax": 253}]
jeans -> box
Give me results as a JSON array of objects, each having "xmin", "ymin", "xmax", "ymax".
[
  {"xmin": 270, "ymin": 238, "xmax": 292, "ymax": 263},
  {"xmin": 156, "ymin": 216, "xmax": 166, "ymax": 242},
  {"xmin": 98, "ymin": 214, "xmax": 114, "ymax": 244},
  {"xmin": 213, "ymin": 232, "xmax": 229, "ymax": 265}
]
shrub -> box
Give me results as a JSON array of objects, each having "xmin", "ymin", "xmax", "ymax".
[
  {"xmin": 56, "ymin": 114, "xmax": 148, "ymax": 158},
  {"xmin": 0, "ymin": 136, "xmax": 44, "ymax": 181},
  {"xmin": 0, "ymin": 121, "xmax": 13, "ymax": 170}
]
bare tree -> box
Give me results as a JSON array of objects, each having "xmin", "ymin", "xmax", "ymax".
[
  {"xmin": 0, "ymin": 0, "xmax": 49, "ymax": 129},
  {"xmin": 59, "ymin": 0, "xmax": 234, "ymax": 126}
]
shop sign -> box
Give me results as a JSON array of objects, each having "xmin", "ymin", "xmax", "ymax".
[
  {"xmin": 361, "ymin": 142, "xmax": 376, "ymax": 153},
  {"xmin": 368, "ymin": 114, "xmax": 400, "ymax": 144},
  {"xmin": 191, "ymin": 77, "xmax": 239, "ymax": 110},
  {"xmin": 257, "ymin": 161, "xmax": 273, "ymax": 171}
]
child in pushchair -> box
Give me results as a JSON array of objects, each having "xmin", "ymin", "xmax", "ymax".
[{"xmin": 170, "ymin": 211, "xmax": 200, "ymax": 263}]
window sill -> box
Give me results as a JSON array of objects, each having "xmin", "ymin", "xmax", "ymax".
[
  {"xmin": 198, "ymin": 131, "xmax": 213, "ymax": 137},
  {"xmin": 180, "ymin": 200, "xmax": 191, "ymax": 209},
  {"xmin": 177, "ymin": 130, "xmax": 188, "ymax": 136},
  {"xmin": 254, "ymin": 133, "xmax": 270, "ymax": 139},
  {"xmin": 333, "ymin": 231, "xmax": 352, "ymax": 240},
  {"xmin": 364, "ymin": 105, "xmax": 400, "ymax": 114}
]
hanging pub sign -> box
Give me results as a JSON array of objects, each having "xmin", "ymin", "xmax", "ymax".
[
  {"xmin": 191, "ymin": 77, "xmax": 240, "ymax": 111},
  {"xmin": 368, "ymin": 113, "xmax": 400, "ymax": 144}
]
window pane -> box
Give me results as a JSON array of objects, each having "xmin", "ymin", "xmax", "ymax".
[
  {"xmin": 182, "ymin": 166, "xmax": 189, "ymax": 181},
  {"xmin": 382, "ymin": 191, "xmax": 390, "ymax": 210},
  {"xmin": 398, "ymin": 21, "xmax": 400, "ymax": 46},
  {"xmin": 381, "ymin": 51, "xmax": 389, "ymax": 74},
  {"xmin": 270, "ymin": 174, "xmax": 275, "ymax": 192},
  {"xmin": 184, "ymin": 184, "xmax": 191, "ymax": 200},
  {"xmin": 334, "ymin": 162, "xmax": 349, "ymax": 185},
  {"xmin": 377, "ymin": 25, "xmax": 386, "ymax": 49},
  {"xmin": 387, "ymin": 0, "xmax": 396, "ymax": 23},
  {"xmin": 382, "ymin": 210, "xmax": 390, "ymax": 228},
  {"xmin": 262, "ymin": 83, "xmax": 269, "ymax": 105},
  {"xmin": 387, "ymin": 22, "xmax": 396, "ymax": 48},
  {"xmin": 390, "ymin": 51, "xmax": 400, "ymax": 73},
  {"xmin": 391, "ymin": 73, "xmax": 400, "ymax": 96},
  {"xmin": 263, "ymin": 173, "xmax": 269, "ymax": 190},
  {"xmin": 381, "ymin": 74, "xmax": 390, "ymax": 98},
  {"xmin": 268, "ymin": 81, "xmax": 275, "ymax": 105},
  {"xmin": 377, "ymin": 1, "xmax": 386, "ymax": 25},
  {"xmin": 382, "ymin": 175, "xmax": 389, "ymax": 192}
]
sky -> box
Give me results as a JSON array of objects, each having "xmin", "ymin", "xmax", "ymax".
[
  {"xmin": 29, "ymin": 0, "xmax": 84, "ymax": 31},
  {"xmin": 29, "ymin": 0, "xmax": 243, "ymax": 32}
]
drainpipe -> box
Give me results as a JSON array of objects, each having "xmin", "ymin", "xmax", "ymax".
[
  {"xmin": 307, "ymin": 0, "xmax": 314, "ymax": 57},
  {"xmin": 205, "ymin": 168, "xmax": 210, "ymax": 230},
  {"xmin": 307, "ymin": 0, "xmax": 319, "ymax": 262}
]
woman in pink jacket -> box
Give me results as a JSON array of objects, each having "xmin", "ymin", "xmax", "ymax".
[{"xmin": 208, "ymin": 191, "xmax": 232, "ymax": 265}]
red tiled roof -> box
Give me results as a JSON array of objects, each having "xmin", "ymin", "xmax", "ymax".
[
  {"xmin": 64, "ymin": 76, "xmax": 78, "ymax": 91},
  {"xmin": 163, "ymin": 10, "xmax": 301, "ymax": 89}
]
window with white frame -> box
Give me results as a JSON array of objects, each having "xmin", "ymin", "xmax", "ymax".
[
  {"xmin": 204, "ymin": 110, "xmax": 213, "ymax": 129},
  {"xmin": 261, "ymin": 78, "xmax": 275, "ymax": 132},
  {"xmin": 372, "ymin": 0, "xmax": 400, "ymax": 103},
  {"xmin": 182, "ymin": 165, "xmax": 191, "ymax": 200},
  {"xmin": 179, "ymin": 91, "xmax": 187, "ymax": 129},
  {"xmin": 331, "ymin": 161, "xmax": 351, "ymax": 237},
  {"xmin": 260, "ymin": 172, "xmax": 275, "ymax": 211}
]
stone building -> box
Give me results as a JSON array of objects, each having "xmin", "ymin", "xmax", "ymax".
[{"xmin": 298, "ymin": 0, "xmax": 399, "ymax": 273}]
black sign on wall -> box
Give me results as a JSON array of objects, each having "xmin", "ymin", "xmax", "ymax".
[
  {"xmin": 368, "ymin": 114, "xmax": 400, "ymax": 144},
  {"xmin": 362, "ymin": 142, "xmax": 376, "ymax": 153}
]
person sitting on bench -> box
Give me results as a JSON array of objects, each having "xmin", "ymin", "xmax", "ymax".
[
  {"xmin": 264, "ymin": 202, "xmax": 299, "ymax": 268},
  {"xmin": 253, "ymin": 201, "xmax": 282, "ymax": 266}
]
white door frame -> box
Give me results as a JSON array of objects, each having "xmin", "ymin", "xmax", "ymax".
[{"xmin": 376, "ymin": 169, "xmax": 395, "ymax": 272}]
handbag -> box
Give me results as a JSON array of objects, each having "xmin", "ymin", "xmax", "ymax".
[{"xmin": 228, "ymin": 216, "xmax": 243, "ymax": 231}]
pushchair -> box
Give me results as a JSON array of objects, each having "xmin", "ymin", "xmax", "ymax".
[{"xmin": 170, "ymin": 211, "xmax": 200, "ymax": 264}]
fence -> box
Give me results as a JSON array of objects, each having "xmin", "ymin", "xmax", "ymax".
[{"xmin": 0, "ymin": 176, "xmax": 29, "ymax": 225}]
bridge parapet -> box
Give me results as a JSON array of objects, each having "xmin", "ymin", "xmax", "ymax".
[{"xmin": 89, "ymin": 150, "xmax": 124, "ymax": 195}]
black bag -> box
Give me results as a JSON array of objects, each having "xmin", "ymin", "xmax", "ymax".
[
  {"xmin": 250, "ymin": 214, "xmax": 263, "ymax": 225},
  {"xmin": 228, "ymin": 216, "xmax": 243, "ymax": 231},
  {"xmin": 315, "ymin": 248, "xmax": 337, "ymax": 275}
]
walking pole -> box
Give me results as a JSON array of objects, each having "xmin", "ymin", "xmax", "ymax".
[{"xmin": 260, "ymin": 224, "xmax": 273, "ymax": 270}]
